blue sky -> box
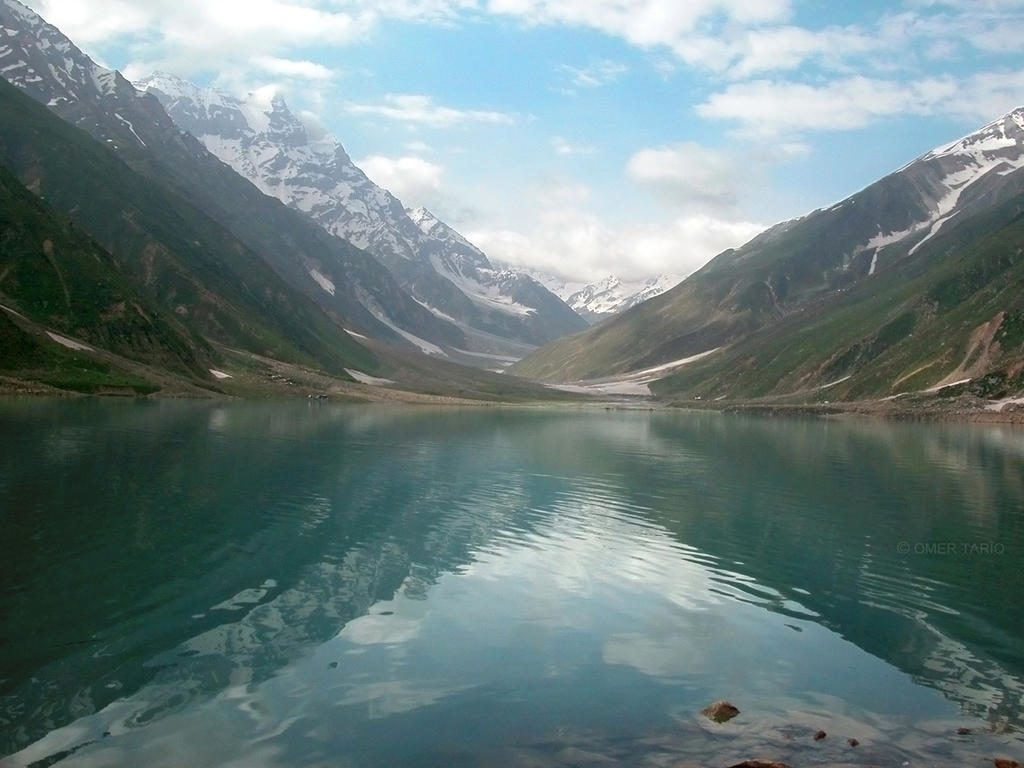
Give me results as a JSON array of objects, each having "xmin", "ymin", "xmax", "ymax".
[{"xmin": 24, "ymin": 0, "xmax": 1024, "ymax": 281}]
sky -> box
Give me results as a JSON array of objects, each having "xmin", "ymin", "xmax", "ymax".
[{"xmin": 21, "ymin": 0, "xmax": 1024, "ymax": 282}]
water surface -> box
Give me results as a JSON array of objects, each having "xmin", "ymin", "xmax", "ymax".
[{"xmin": 1, "ymin": 401, "xmax": 1022, "ymax": 767}]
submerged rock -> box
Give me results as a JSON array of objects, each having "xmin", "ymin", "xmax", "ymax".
[
  {"xmin": 725, "ymin": 762, "xmax": 791, "ymax": 768},
  {"xmin": 813, "ymin": 730, "xmax": 827, "ymax": 741},
  {"xmin": 701, "ymin": 700, "xmax": 740, "ymax": 723},
  {"xmin": 846, "ymin": 737, "xmax": 859, "ymax": 747}
]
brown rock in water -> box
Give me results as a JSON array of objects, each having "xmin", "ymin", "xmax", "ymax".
[
  {"xmin": 956, "ymin": 727, "xmax": 972, "ymax": 735},
  {"xmin": 994, "ymin": 759, "xmax": 1023, "ymax": 768},
  {"xmin": 725, "ymin": 762, "xmax": 791, "ymax": 768},
  {"xmin": 700, "ymin": 700, "xmax": 740, "ymax": 723},
  {"xmin": 846, "ymin": 737, "xmax": 859, "ymax": 747},
  {"xmin": 813, "ymin": 730, "xmax": 827, "ymax": 741}
]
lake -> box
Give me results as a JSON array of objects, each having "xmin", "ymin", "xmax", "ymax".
[{"xmin": 0, "ymin": 400, "xmax": 1022, "ymax": 767}]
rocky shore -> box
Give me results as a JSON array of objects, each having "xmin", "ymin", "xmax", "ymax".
[{"xmin": 472, "ymin": 700, "xmax": 1023, "ymax": 768}]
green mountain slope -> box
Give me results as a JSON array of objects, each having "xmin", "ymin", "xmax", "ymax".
[
  {"xmin": 0, "ymin": 78, "xmax": 377, "ymax": 380},
  {"xmin": 654, "ymin": 196, "xmax": 1024, "ymax": 401},
  {"xmin": 0, "ymin": 0, "xmax": 467, "ymax": 353},
  {"xmin": 0, "ymin": 83, "xmax": 573, "ymax": 402},
  {"xmin": 0, "ymin": 164, "xmax": 208, "ymax": 374},
  {"xmin": 513, "ymin": 108, "xmax": 1024, "ymax": 400}
]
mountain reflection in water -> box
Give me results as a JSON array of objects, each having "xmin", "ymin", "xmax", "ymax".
[{"xmin": 1, "ymin": 401, "xmax": 1021, "ymax": 767}]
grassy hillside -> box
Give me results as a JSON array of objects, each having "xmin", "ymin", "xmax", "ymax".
[
  {"xmin": 0, "ymin": 164, "xmax": 211, "ymax": 376},
  {"xmin": 0, "ymin": 78, "xmax": 376, "ymax": 380},
  {"xmin": 513, "ymin": 146, "xmax": 1024, "ymax": 401},
  {"xmin": 653, "ymin": 199, "xmax": 1024, "ymax": 401},
  {"xmin": 0, "ymin": 103, "xmax": 578, "ymax": 402}
]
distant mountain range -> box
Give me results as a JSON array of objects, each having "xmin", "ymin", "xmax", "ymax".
[
  {"xmin": 133, "ymin": 72, "xmax": 587, "ymax": 357},
  {"xmin": 513, "ymin": 109, "xmax": 1024, "ymax": 404},
  {"xmin": 518, "ymin": 271, "xmax": 684, "ymax": 323},
  {"xmin": 3, "ymin": 0, "xmax": 1021, "ymax": 406},
  {"xmin": 0, "ymin": 0, "xmax": 574, "ymax": 400}
]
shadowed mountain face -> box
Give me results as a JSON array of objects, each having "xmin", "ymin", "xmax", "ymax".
[
  {"xmin": 0, "ymin": 2, "xmax": 582, "ymax": 399},
  {"xmin": 0, "ymin": 0, "xmax": 468, "ymax": 357},
  {"xmin": 134, "ymin": 73, "xmax": 587, "ymax": 354},
  {"xmin": 0, "ymin": 78, "xmax": 380, "ymax": 384},
  {"xmin": 512, "ymin": 110, "xmax": 1024, "ymax": 399},
  {"xmin": 0, "ymin": 164, "xmax": 210, "ymax": 378}
]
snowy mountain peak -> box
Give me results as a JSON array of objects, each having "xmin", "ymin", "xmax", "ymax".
[
  {"xmin": 850, "ymin": 106, "xmax": 1024, "ymax": 266},
  {"xmin": 407, "ymin": 206, "xmax": 436, "ymax": 228},
  {"xmin": 924, "ymin": 106, "xmax": 1024, "ymax": 162},
  {"xmin": 407, "ymin": 207, "xmax": 490, "ymax": 268},
  {"xmin": 136, "ymin": 72, "xmax": 585, "ymax": 350},
  {"xmin": 516, "ymin": 269, "xmax": 684, "ymax": 323},
  {"xmin": 134, "ymin": 71, "xmax": 204, "ymax": 103},
  {"xmin": 567, "ymin": 275, "xmax": 683, "ymax": 319},
  {"xmin": 407, "ymin": 206, "xmax": 441, "ymax": 233},
  {"xmin": 2, "ymin": 0, "xmax": 39, "ymax": 25},
  {"xmin": 0, "ymin": 0, "xmax": 123, "ymax": 104},
  {"xmin": 136, "ymin": 73, "xmax": 323, "ymax": 151}
]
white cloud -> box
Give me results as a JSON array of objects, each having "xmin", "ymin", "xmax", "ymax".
[
  {"xmin": 470, "ymin": 212, "xmax": 764, "ymax": 282},
  {"xmin": 486, "ymin": 0, "xmax": 792, "ymax": 47},
  {"xmin": 252, "ymin": 56, "xmax": 335, "ymax": 81},
  {"xmin": 484, "ymin": 0, "xmax": 882, "ymax": 78},
  {"xmin": 724, "ymin": 25, "xmax": 876, "ymax": 78},
  {"xmin": 559, "ymin": 59, "xmax": 628, "ymax": 89},
  {"xmin": 467, "ymin": 179, "xmax": 764, "ymax": 282},
  {"xmin": 904, "ymin": 8, "xmax": 1024, "ymax": 54},
  {"xmin": 551, "ymin": 136, "xmax": 596, "ymax": 156},
  {"xmin": 25, "ymin": 0, "xmax": 1024, "ymax": 91},
  {"xmin": 298, "ymin": 109, "xmax": 330, "ymax": 141},
  {"xmin": 952, "ymin": 69, "xmax": 1024, "ymax": 122},
  {"xmin": 347, "ymin": 93, "xmax": 514, "ymax": 127},
  {"xmin": 697, "ymin": 75, "xmax": 957, "ymax": 135},
  {"xmin": 627, "ymin": 143, "xmax": 739, "ymax": 211},
  {"xmin": 17, "ymin": 0, "xmax": 468, "ymax": 87},
  {"xmin": 357, "ymin": 154, "xmax": 444, "ymax": 206},
  {"xmin": 26, "ymin": 0, "xmax": 375, "ymax": 77},
  {"xmin": 697, "ymin": 70, "xmax": 1024, "ymax": 136}
]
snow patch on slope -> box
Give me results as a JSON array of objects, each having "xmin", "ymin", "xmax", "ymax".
[
  {"xmin": 135, "ymin": 73, "xmax": 577, "ymax": 345},
  {"xmin": 46, "ymin": 331, "xmax": 91, "ymax": 351},
  {"xmin": 367, "ymin": 305, "xmax": 447, "ymax": 357},
  {"xmin": 551, "ymin": 347, "xmax": 722, "ymax": 397},
  {"xmin": 429, "ymin": 256, "xmax": 535, "ymax": 317},
  {"xmin": 308, "ymin": 268, "xmax": 336, "ymax": 296},
  {"xmin": 860, "ymin": 107, "xmax": 1024, "ymax": 260},
  {"xmin": 345, "ymin": 369, "xmax": 395, "ymax": 386}
]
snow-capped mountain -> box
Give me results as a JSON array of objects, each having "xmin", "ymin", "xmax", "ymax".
[
  {"xmin": 516, "ymin": 270, "xmax": 684, "ymax": 323},
  {"xmin": 136, "ymin": 73, "xmax": 586, "ymax": 351},
  {"xmin": 134, "ymin": 72, "xmax": 428, "ymax": 260},
  {"xmin": 514, "ymin": 105, "xmax": 1024, "ymax": 385},
  {"xmin": 566, "ymin": 275, "xmax": 684, "ymax": 322},
  {"xmin": 406, "ymin": 207, "xmax": 587, "ymax": 341},
  {"xmin": 845, "ymin": 107, "xmax": 1024, "ymax": 275},
  {"xmin": 0, "ymin": 0, "xmax": 469, "ymax": 357}
]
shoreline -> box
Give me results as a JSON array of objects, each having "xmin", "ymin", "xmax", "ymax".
[
  {"xmin": 666, "ymin": 397, "xmax": 1024, "ymax": 425},
  {"xmin": 4, "ymin": 373, "xmax": 1024, "ymax": 425}
]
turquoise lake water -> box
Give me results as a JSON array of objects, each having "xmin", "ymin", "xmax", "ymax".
[{"xmin": 0, "ymin": 400, "xmax": 1022, "ymax": 767}]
